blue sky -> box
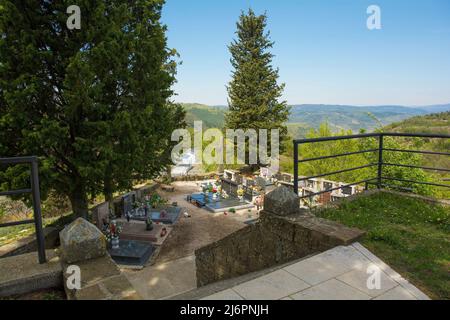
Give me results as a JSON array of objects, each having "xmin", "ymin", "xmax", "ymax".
[{"xmin": 162, "ymin": 0, "xmax": 450, "ymax": 106}]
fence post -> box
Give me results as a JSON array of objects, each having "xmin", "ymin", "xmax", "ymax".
[
  {"xmin": 293, "ymin": 141, "xmax": 299, "ymax": 195},
  {"xmin": 31, "ymin": 157, "xmax": 46, "ymax": 264},
  {"xmin": 377, "ymin": 134, "xmax": 384, "ymax": 189}
]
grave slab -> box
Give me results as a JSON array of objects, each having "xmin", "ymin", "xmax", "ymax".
[
  {"xmin": 150, "ymin": 207, "xmax": 182, "ymax": 224},
  {"xmin": 118, "ymin": 220, "xmax": 172, "ymax": 245},
  {"xmin": 108, "ymin": 240, "xmax": 154, "ymax": 267}
]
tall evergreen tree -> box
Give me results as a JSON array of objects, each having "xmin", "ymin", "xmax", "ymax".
[
  {"xmin": 226, "ymin": 9, "xmax": 290, "ymax": 167},
  {"xmin": 0, "ymin": 0, "xmax": 184, "ymax": 217}
]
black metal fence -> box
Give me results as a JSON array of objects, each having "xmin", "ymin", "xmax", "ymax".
[
  {"xmin": 0, "ymin": 156, "xmax": 46, "ymax": 264},
  {"xmin": 293, "ymin": 133, "xmax": 450, "ymax": 201}
]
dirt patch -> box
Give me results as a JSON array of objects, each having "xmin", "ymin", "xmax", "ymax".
[{"xmin": 153, "ymin": 181, "xmax": 248, "ymax": 264}]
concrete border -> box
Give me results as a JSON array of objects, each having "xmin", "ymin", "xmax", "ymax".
[{"xmin": 0, "ymin": 250, "xmax": 63, "ymax": 298}]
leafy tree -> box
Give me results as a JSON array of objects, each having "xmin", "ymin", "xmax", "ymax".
[
  {"xmin": 0, "ymin": 0, "xmax": 184, "ymax": 218},
  {"xmin": 226, "ymin": 9, "xmax": 289, "ymax": 168},
  {"xmin": 292, "ymin": 124, "xmax": 435, "ymax": 196}
]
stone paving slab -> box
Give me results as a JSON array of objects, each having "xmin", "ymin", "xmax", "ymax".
[
  {"xmin": 201, "ymin": 289, "xmax": 244, "ymax": 300},
  {"xmin": 337, "ymin": 267, "xmax": 398, "ymax": 297},
  {"xmin": 233, "ymin": 269, "xmax": 310, "ymax": 300},
  {"xmin": 351, "ymin": 242, "xmax": 431, "ymax": 300},
  {"xmin": 200, "ymin": 243, "xmax": 430, "ymax": 300},
  {"xmin": 290, "ymin": 279, "xmax": 371, "ymax": 300},
  {"xmin": 374, "ymin": 286, "xmax": 417, "ymax": 300},
  {"xmin": 124, "ymin": 255, "xmax": 197, "ymax": 300},
  {"xmin": 283, "ymin": 251, "xmax": 351, "ymax": 285}
]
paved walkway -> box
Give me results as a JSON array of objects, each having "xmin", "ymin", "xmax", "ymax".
[
  {"xmin": 124, "ymin": 255, "xmax": 197, "ymax": 300},
  {"xmin": 201, "ymin": 243, "xmax": 430, "ymax": 300}
]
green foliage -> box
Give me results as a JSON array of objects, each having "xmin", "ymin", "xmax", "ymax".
[
  {"xmin": 316, "ymin": 192, "xmax": 450, "ymax": 299},
  {"xmin": 0, "ymin": 0, "xmax": 185, "ymax": 217},
  {"xmin": 182, "ymin": 103, "xmax": 226, "ymax": 128},
  {"xmin": 226, "ymin": 9, "xmax": 290, "ymax": 164},
  {"xmin": 383, "ymin": 112, "xmax": 449, "ymax": 198},
  {"xmin": 282, "ymin": 122, "xmax": 437, "ymax": 196}
]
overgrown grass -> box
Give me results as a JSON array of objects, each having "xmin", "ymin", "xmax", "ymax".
[
  {"xmin": 0, "ymin": 213, "xmax": 77, "ymax": 247},
  {"xmin": 0, "ymin": 224, "xmax": 35, "ymax": 246},
  {"xmin": 315, "ymin": 192, "xmax": 450, "ymax": 300}
]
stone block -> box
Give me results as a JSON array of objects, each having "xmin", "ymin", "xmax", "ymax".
[
  {"xmin": 60, "ymin": 218, "xmax": 107, "ymax": 264},
  {"xmin": 264, "ymin": 186, "xmax": 299, "ymax": 216}
]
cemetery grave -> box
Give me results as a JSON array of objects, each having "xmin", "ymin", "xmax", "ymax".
[
  {"xmin": 94, "ymin": 188, "xmax": 184, "ymax": 267},
  {"xmin": 187, "ymin": 171, "xmax": 264, "ymax": 213},
  {"xmin": 108, "ymin": 240, "xmax": 155, "ymax": 266}
]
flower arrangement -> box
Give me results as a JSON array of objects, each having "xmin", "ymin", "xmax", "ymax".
[
  {"xmin": 149, "ymin": 193, "xmax": 167, "ymax": 208},
  {"xmin": 104, "ymin": 220, "xmax": 122, "ymax": 242}
]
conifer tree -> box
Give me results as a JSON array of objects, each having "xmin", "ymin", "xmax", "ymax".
[
  {"xmin": 0, "ymin": 0, "xmax": 184, "ymax": 217},
  {"xmin": 226, "ymin": 9, "xmax": 290, "ymax": 167}
]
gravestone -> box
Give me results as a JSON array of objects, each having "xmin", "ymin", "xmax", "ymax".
[
  {"xmin": 281, "ymin": 173, "xmax": 293, "ymax": 183},
  {"xmin": 245, "ymin": 179, "xmax": 255, "ymax": 187},
  {"xmin": 342, "ymin": 186, "xmax": 353, "ymax": 195},
  {"xmin": 122, "ymin": 193, "xmax": 134, "ymax": 217},
  {"xmin": 255, "ymin": 177, "xmax": 267, "ymax": 190},
  {"xmin": 92, "ymin": 202, "xmax": 110, "ymax": 230},
  {"xmin": 264, "ymin": 186, "xmax": 300, "ymax": 216},
  {"xmin": 243, "ymin": 186, "xmax": 253, "ymax": 202},
  {"xmin": 59, "ymin": 218, "xmax": 107, "ymax": 264}
]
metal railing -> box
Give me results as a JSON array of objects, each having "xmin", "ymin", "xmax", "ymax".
[
  {"xmin": 293, "ymin": 133, "xmax": 450, "ymax": 200},
  {"xmin": 0, "ymin": 156, "xmax": 46, "ymax": 264}
]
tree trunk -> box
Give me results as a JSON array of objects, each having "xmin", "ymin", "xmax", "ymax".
[
  {"xmin": 104, "ymin": 171, "xmax": 113, "ymax": 203},
  {"xmin": 69, "ymin": 184, "xmax": 89, "ymax": 219}
]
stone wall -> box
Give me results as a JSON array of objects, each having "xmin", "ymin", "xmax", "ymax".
[
  {"xmin": 172, "ymin": 172, "xmax": 220, "ymax": 182},
  {"xmin": 195, "ymin": 186, "xmax": 365, "ymax": 287}
]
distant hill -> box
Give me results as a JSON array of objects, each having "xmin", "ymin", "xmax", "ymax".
[
  {"xmin": 288, "ymin": 104, "xmax": 450, "ymax": 137},
  {"xmin": 181, "ymin": 103, "xmax": 226, "ymax": 128},
  {"xmin": 181, "ymin": 102, "xmax": 450, "ymax": 137},
  {"xmin": 384, "ymin": 111, "xmax": 450, "ymax": 135}
]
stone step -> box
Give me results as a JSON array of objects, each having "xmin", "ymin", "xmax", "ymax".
[
  {"xmin": 63, "ymin": 255, "xmax": 141, "ymax": 300},
  {"xmin": 0, "ymin": 250, "xmax": 62, "ymax": 298}
]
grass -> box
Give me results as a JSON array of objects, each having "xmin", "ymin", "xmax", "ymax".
[
  {"xmin": 314, "ymin": 191, "xmax": 450, "ymax": 300},
  {"xmin": 0, "ymin": 212, "xmax": 77, "ymax": 247},
  {"xmin": 0, "ymin": 224, "xmax": 35, "ymax": 246}
]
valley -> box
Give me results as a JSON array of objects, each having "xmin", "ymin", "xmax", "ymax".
[{"xmin": 182, "ymin": 103, "xmax": 450, "ymax": 138}]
